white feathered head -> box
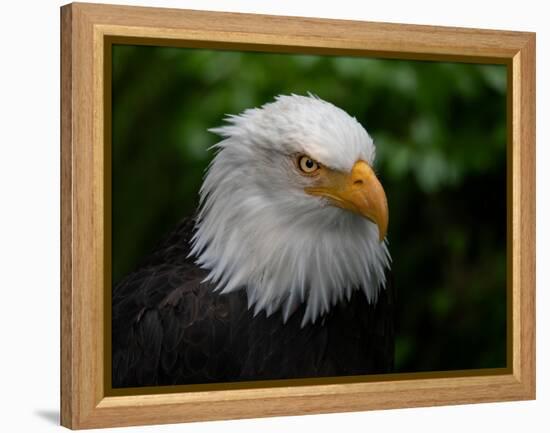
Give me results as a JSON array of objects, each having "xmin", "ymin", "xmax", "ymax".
[{"xmin": 190, "ymin": 94, "xmax": 391, "ymax": 326}]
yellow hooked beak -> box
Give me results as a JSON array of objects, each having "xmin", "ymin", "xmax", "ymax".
[{"xmin": 305, "ymin": 160, "xmax": 388, "ymax": 241}]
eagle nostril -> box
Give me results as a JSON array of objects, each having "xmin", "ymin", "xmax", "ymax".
[{"xmin": 353, "ymin": 179, "xmax": 364, "ymax": 186}]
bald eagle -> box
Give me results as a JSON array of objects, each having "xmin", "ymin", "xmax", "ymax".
[{"xmin": 112, "ymin": 94, "xmax": 394, "ymax": 388}]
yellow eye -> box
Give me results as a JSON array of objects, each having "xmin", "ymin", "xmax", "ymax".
[{"xmin": 298, "ymin": 155, "xmax": 320, "ymax": 174}]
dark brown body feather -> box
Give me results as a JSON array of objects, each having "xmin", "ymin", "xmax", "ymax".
[{"xmin": 112, "ymin": 218, "xmax": 395, "ymax": 388}]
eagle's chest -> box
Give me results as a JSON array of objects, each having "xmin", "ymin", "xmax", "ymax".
[
  {"xmin": 190, "ymin": 286, "xmax": 394, "ymax": 383},
  {"xmin": 112, "ymin": 233, "xmax": 394, "ymax": 387}
]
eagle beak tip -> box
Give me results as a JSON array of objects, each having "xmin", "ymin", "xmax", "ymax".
[{"xmin": 378, "ymin": 227, "xmax": 387, "ymax": 243}]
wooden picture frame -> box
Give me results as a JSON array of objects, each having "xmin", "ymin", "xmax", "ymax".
[{"xmin": 60, "ymin": 2, "xmax": 536, "ymax": 429}]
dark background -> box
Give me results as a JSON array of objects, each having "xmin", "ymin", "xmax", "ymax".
[{"xmin": 112, "ymin": 45, "xmax": 507, "ymax": 373}]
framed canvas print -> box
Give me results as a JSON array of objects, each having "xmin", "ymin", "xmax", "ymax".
[{"xmin": 60, "ymin": 2, "xmax": 536, "ymax": 429}]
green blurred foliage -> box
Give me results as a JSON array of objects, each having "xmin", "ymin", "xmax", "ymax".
[{"xmin": 112, "ymin": 45, "xmax": 507, "ymax": 373}]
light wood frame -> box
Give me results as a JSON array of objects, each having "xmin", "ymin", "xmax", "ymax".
[{"xmin": 60, "ymin": 2, "xmax": 536, "ymax": 429}]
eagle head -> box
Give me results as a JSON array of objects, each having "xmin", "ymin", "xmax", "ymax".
[{"xmin": 190, "ymin": 94, "xmax": 391, "ymax": 326}]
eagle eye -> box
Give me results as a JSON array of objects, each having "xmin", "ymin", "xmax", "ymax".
[{"xmin": 297, "ymin": 155, "xmax": 320, "ymax": 175}]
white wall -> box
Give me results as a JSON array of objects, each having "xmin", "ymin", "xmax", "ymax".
[{"xmin": 0, "ymin": 0, "xmax": 546, "ymax": 431}]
